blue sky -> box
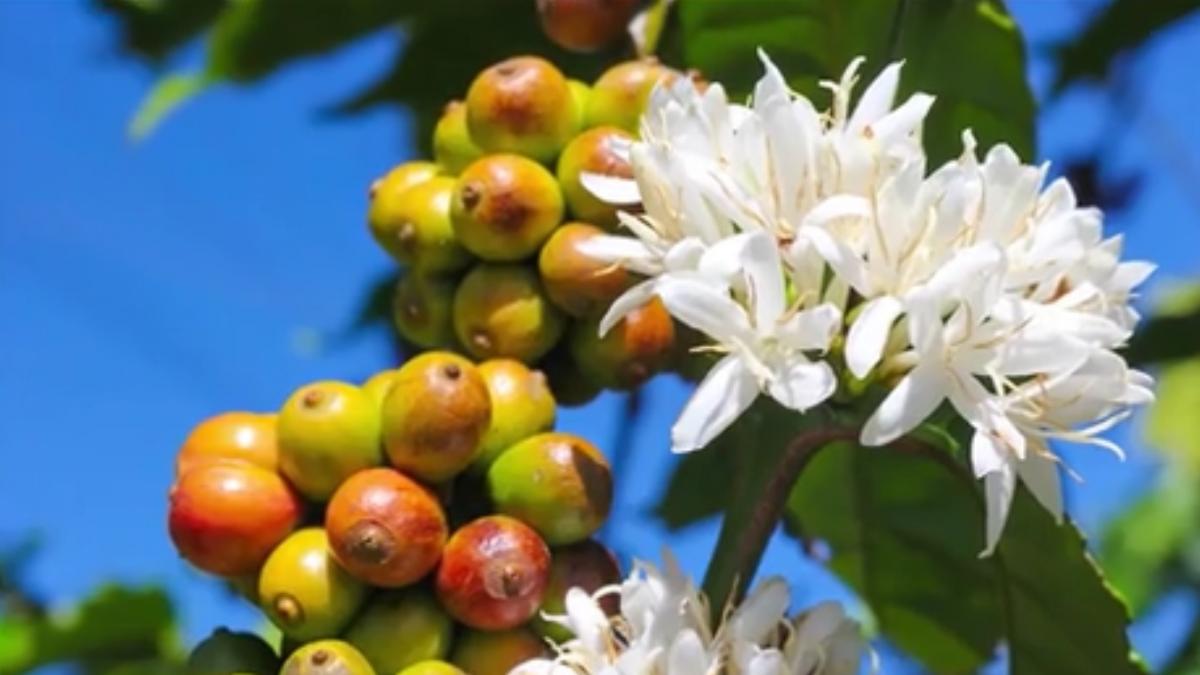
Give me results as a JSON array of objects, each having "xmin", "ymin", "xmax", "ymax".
[{"xmin": 1, "ymin": 1, "xmax": 1198, "ymax": 671}]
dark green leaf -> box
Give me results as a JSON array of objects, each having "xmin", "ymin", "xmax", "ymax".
[
  {"xmin": 1052, "ymin": 0, "xmax": 1200, "ymax": 92},
  {"xmin": 676, "ymin": 0, "xmax": 1036, "ymax": 163},
  {"xmin": 93, "ymin": 0, "xmax": 225, "ymax": 63},
  {"xmin": 1125, "ymin": 308, "xmax": 1200, "ymax": 366},
  {"xmin": 201, "ymin": 0, "xmax": 415, "ymax": 83},
  {"xmin": 786, "ymin": 443, "xmax": 1144, "ymax": 674}
]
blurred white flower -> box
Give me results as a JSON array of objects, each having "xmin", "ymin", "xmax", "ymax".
[
  {"xmin": 581, "ymin": 51, "xmax": 1156, "ymax": 554},
  {"xmin": 508, "ymin": 551, "xmax": 869, "ymax": 675}
]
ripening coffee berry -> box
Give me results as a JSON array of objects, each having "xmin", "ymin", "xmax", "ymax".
[
  {"xmin": 473, "ymin": 358, "xmax": 557, "ymax": 471},
  {"xmin": 538, "ymin": 222, "xmax": 631, "ymax": 317},
  {"xmin": 556, "ymin": 126, "xmax": 636, "ymax": 228},
  {"xmin": 381, "ymin": 351, "xmax": 492, "ymax": 482},
  {"xmin": 259, "ymin": 528, "xmax": 367, "ymax": 642},
  {"xmin": 325, "ymin": 468, "xmax": 448, "ymax": 587},
  {"xmin": 466, "ymin": 56, "xmax": 579, "ymax": 162},
  {"xmin": 451, "ymin": 154, "xmax": 565, "ymax": 262},
  {"xmin": 175, "ymin": 411, "xmax": 279, "ymax": 477},
  {"xmin": 344, "ymin": 590, "xmax": 453, "ymax": 674},
  {"xmin": 433, "ymin": 100, "xmax": 484, "ymax": 175},
  {"xmin": 168, "ymin": 462, "xmax": 301, "ymax": 576},
  {"xmin": 451, "ymin": 628, "xmax": 549, "ymax": 675},
  {"xmin": 568, "ymin": 297, "xmax": 675, "ymax": 390},
  {"xmin": 371, "ymin": 176, "xmax": 474, "ymax": 273},
  {"xmin": 368, "ymin": 161, "xmax": 439, "ymax": 256},
  {"xmin": 568, "ymin": 79, "xmax": 591, "ymax": 128},
  {"xmin": 453, "ymin": 264, "xmax": 566, "ymax": 363},
  {"xmin": 277, "ymin": 381, "xmax": 382, "ymax": 501},
  {"xmin": 280, "ymin": 640, "xmax": 374, "ymax": 675},
  {"xmin": 487, "ymin": 432, "xmax": 612, "ymax": 545},
  {"xmin": 436, "ymin": 515, "xmax": 551, "ymax": 630},
  {"xmin": 537, "ymin": 0, "xmax": 639, "ymax": 53},
  {"xmin": 186, "ymin": 627, "xmax": 279, "ymax": 675},
  {"xmin": 392, "ymin": 272, "xmax": 458, "ymax": 350},
  {"xmin": 587, "ymin": 58, "xmax": 676, "ymax": 133},
  {"xmin": 532, "ymin": 539, "xmax": 621, "ymax": 641},
  {"xmin": 399, "ymin": 662, "xmax": 465, "ymax": 675},
  {"xmin": 361, "ymin": 368, "xmax": 399, "ymax": 406}
]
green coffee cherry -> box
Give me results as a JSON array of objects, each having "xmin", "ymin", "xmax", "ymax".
[
  {"xmin": 277, "ymin": 381, "xmax": 382, "ymax": 501},
  {"xmin": 453, "ymin": 264, "xmax": 566, "ymax": 363}
]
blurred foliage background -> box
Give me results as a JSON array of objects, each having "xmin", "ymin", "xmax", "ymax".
[{"xmin": 2, "ymin": 0, "xmax": 1199, "ymax": 673}]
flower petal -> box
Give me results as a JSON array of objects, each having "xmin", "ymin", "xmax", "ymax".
[
  {"xmin": 869, "ymin": 93, "xmax": 934, "ymax": 146},
  {"xmin": 845, "ymin": 295, "xmax": 903, "ymax": 378},
  {"xmin": 980, "ymin": 461, "xmax": 1016, "ymax": 557},
  {"xmin": 860, "ymin": 362, "xmax": 948, "ymax": 446},
  {"xmin": 742, "ymin": 231, "xmax": 788, "ymax": 331},
  {"xmin": 1016, "ymin": 449, "xmax": 1063, "ymax": 524},
  {"xmin": 670, "ymin": 354, "xmax": 759, "ymax": 453},
  {"xmin": 598, "ymin": 279, "xmax": 659, "ymax": 337},
  {"xmin": 847, "ymin": 61, "xmax": 901, "ymax": 134},
  {"xmin": 581, "ymin": 172, "xmax": 642, "ymax": 205},
  {"xmin": 658, "ymin": 278, "xmax": 755, "ymax": 346},
  {"xmin": 666, "ymin": 630, "xmax": 710, "ymax": 675},
  {"xmin": 776, "ymin": 303, "xmax": 842, "ymax": 352},
  {"xmin": 767, "ymin": 359, "xmax": 837, "ymax": 412}
]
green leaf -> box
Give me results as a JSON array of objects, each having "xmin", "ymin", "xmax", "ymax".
[
  {"xmin": 128, "ymin": 73, "xmax": 210, "ymax": 140},
  {"xmin": 676, "ymin": 0, "xmax": 1036, "ymax": 163},
  {"xmin": 1100, "ymin": 475, "xmax": 1199, "ymax": 615},
  {"xmin": 786, "ymin": 443, "xmax": 1144, "ymax": 674},
  {"xmin": 199, "ymin": 0, "xmax": 416, "ymax": 83},
  {"xmin": 93, "ymin": 0, "xmax": 225, "ymax": 63},
  {"xmin": 0, "ymin": 584, "xmax": 180, "ymax": 674},
  {"xmin": 1052, "ymin": 0, "xmax": 1200, "ymax": 93}
]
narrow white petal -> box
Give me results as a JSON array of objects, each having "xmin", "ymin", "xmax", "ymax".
[
  {"xmin": 869, "ymin": 93, "xmax": 934, "ymax": 145},
  {"xmin": 847, "ymin": 61, "xmax": 902, "ymax": 133},
  {"xmin": 581, "ymin": 172, "xmax": 642, "ymax": 205},
  {"xmin": 860, "ymin": 363, "xmax": 948, "ymax": 446},
  {"xmin": 845, "ymin": 296, "xmax": 903, "ymax": 378},
  {"xmin": 658, "ymin": 279, "xmax": 755, "ymax": 345},
  {"xmin": 742, "ymin": 231, "xmax": 788, "ymax": 330},
  {"xmin": 1016, "ymin": 449, "xmax": 1063, "ymax": 524},
  {"xmin": 670, "ymin": 354, "xmax": 759, "ymax": 453},
  {"xmin": 798, "ymin": 225, "xmax": 871, "ymax": 296},
  {"xmin": 980, "ymin": 463, "xmax": 1016, "ymax": 557},
  {"xmin": 731, "ymin": 576, "xmax": 790, "ymax": 641},
  {"xmin": 577, "ymin": 234, "xmax": 655, "ymax": 265},
  {"xmin": 971, "ymin": 429, "xmax": 1008, "ymax": 480},
  {"xmin": 599, "ymin": 279, "xmax": 658, "ymax": 336}
]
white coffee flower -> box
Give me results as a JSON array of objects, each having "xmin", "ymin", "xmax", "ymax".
[
  {"xmin": 508, "ymin": 551, "xmax": 869, "ymax": 675},
  {"xmin": 582, "ymin": 52, "xmax": 1155, "ymax": 554},
  {"xmin": 657, "ymin": 232, "xmax": 841, "ymax": 453}
]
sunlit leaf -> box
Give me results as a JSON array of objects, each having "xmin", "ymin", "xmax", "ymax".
[{"xmin": 676, "ymin": 0, "xmax": 1036, "ymax": 163}]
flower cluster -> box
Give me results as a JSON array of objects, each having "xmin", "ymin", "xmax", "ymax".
[
  {"xmin": 510, "ymin": 551, "xmax": 869, "ymax": 675},
  {"xmin": 582, "ymin": 52, "xmax": 1155, "ymax": 553}
]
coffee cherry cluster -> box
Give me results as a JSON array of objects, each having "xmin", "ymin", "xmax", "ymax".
[
  {"xmin": 169, "ymin": 353, "xmax": 621, "ymax": 675},
  {"xmin": 370, "ymin": 55, "xmax": 697, "ymax": 408}
]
